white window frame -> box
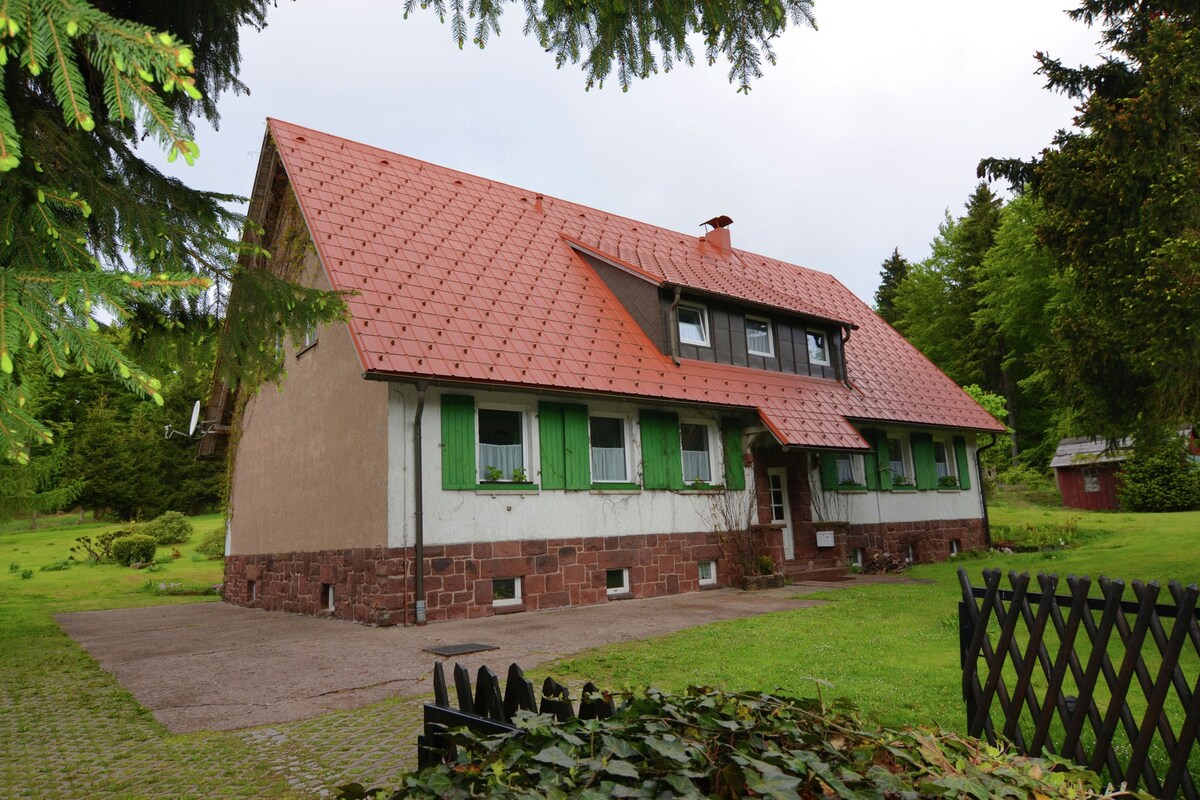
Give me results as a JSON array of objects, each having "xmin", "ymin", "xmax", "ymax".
[
  {"xmin": 677, "ymin": 303, "xmax": 711, "ymax": 347},
  {"xmin": 744, "ymin": 315, "xmax": 775, "ymax": 357},
  {"xmin": 1082, "ymin": 466, "xmax": 1100, "ymax": 493},
  {"xmin": 679, "ymin": 419, "xmax": 719, "ymax": 484},
  {"xmin": 698, "ymin": 560, "xmax": 717, "ymax": 586},
  {"xmin": 492, "ymin": 576, "xmax": 523, "ymax": 607},
  {"xmin": 887, "ymin": 435, "xmax": 914, "ymax": 485},
  {"xmin": 588, "ymin": 413, "xmax": 633, "ymax": 484},
  {"xmin": 807, "ymin": 330, "xmax": 830, "ymax": 366},
  {"xmin": 477, "ymin": 404, "xmax": 531, "ymax": 483},
  {"xmin": 835, "ymin": 452, "xmax": 864, "ymax": 486},
  {"xmin": 606, "ymin": 567, "xmax": 630, "ymax": 596},
  {"xmin": 933, "ymin": 436, "xmax": 957, "ymax": 480}
]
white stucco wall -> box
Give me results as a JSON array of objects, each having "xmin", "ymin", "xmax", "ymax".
[
  {"xmin": 387, "ymin": 386, "xmax": 754, "ymax": 549},
  {"xmin": 807, "ymin": 433, "xmax": 984, "ymax": 525}
]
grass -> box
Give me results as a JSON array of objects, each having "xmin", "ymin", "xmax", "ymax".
[
  {"xmin": 550, "ymin": 498, "xmax": 1200, "ymax": 735},
  {"xmin": 0, "ymin": 513, "xmax": 310, "ymax": 799}
]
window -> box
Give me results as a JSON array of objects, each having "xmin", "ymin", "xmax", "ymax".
[
  {"xmin": 698, "ymin": 561, "xmax": 717, "ymax": 586},
  {"xmin": 807, "ymin": 331, "xmax": 829, "ymax": 365},
  {"xmin": 478, "ymin": 408, "xmax": 525, "ymax": 482},
  {"xmin": 768, "ymin": 472, "xmax": 787, "ymax": 522},
  {"xmin": 853, "ymin": 548, "xmax": 865, "ymax": 568},
  {"xmin": 888, "ymin": 437, "xmax": 913, "ymax": 486},
  {"xmin": 492, "ymin": 577, "xmax": 522, "ymax": 607},
  {"xmin": 320, "ymin": 583, "xmax": 334, "ymax": 610},
  {"xmin": 678, "ymin": 304, "xmax": 710, "ymax": 347},
  {"xmin": 905, "ymin": 544, "xmax": 916, "ymax": 563},
  {"xmin": 933, "ymin": 438, "xmax": 956, "ymax": 480},
  {"xmin": 606, "ymin": 568, "xmax": 630, "ymax": 595},
  {"xmin": 950, "ymin": 539, "xmax": 961, "ymax": 556},
  {"xmin": 836, "ymin": 453, "xmax": 863, "ymax": 486},
  {"xmin": 1082, "ymin": 466, "xmax": 1100, "ymax": 493},
  {"xmin": 589, "ymin": 416, "xmax": 628, "ymax": 483},
  {"xmin": 247, "ymin": 580, "xmax": 257, "ymax": 602},
  {"xmin": 302, "ymin": 323, "xmax": 319, "ymax": 350},
  {"xmin": 745, "ymin": 316, "xmax": 774, "ymax": 357},
  {"xmin": 680, "ymin": 422, "xmax": 714, "ymax": 483}
]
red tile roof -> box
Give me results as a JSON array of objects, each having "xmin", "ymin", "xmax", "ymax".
[{"xmin": 267, "ymin": 119, "xmax": 1005, "ymax": 449}]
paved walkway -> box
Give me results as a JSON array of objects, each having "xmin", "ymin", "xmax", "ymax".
[{"xmin": 55, "ymin": 581, "xmax": 899, "ymax": 734}]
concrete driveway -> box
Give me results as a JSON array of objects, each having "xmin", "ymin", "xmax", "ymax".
[{"xmin": 58, "ymin": 578, "xmax": 895, "ymax": 734}]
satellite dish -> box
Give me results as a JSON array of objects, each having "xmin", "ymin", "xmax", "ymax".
[{"xmin": 187, "ymin": 400, "xmax": 201, "ymax": 437}]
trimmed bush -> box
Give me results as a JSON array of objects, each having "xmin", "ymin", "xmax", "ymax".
[
  {"xmin": 194, "ymin": 528, "xmax": 225, "ymax": 560},
  {"xmin": 110, "ymin": 534, "xmax": 157, "ymax": 567},
  {"xmin": 143, "ymin": 511, "xmax": 193, "ymax": 545},
  {"xmin": 1118, "ymin": 430, "xmax": 1200, "ymax": 512},
  {"xmin": 340, "ymin": 687, "xmax": 1109, "ymax": 799}
]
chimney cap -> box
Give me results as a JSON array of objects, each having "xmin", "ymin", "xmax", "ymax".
[{"xmin": 701, "ymin": 215, "xmax": 733, "ymax": 230}]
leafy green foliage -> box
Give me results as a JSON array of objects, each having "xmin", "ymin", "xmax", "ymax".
[
  {"xmin": 138, "ymin": 578, "xmax": 219, "ymax": 596},
  {"xmin": 142, "ymin": 511, "xmax": 193, "ymax": 545},
  {"xmin": 1117, "ymin": 429, "xmax": 1200, "ymax": 512},
  {"xmin": 403, "ymin": 0, "xmax": 816, "ymax": 92},
  {"xmin": 980, "ymin": 1, "xmax": 1200, "ymax": 439},
  {"xmin": 193, "ymin": 528, "xmax": 225, "ymax": 560},
  {"xmin": 109, "ymin": 532, "xmax": 156, "ymax": 566},
  {"xmin": 961, "ymin": 385, "xmax": 1013, "ymax": 486},
  {"xmin": 990, "ymin": 516, "xmax": 1096, "ymax": 551},
  {"xmin": 0, "ymin": 1, "xmax": 345, "ymax": 464},
  {"xmin": 346, "ymin": 687, "xmax": 1117, "ymax": 800},
  {"xmin": 69, "ymin": 530, "xmax": 121, "ymax": 562}
]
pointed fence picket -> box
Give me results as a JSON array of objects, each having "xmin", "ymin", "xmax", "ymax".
[
  {"xmin": 959, "ymin": 568, "xmax": 1200, "ymax": 798},
  {"xmin": 418, "ymin": 662, "xmax": 616, "ymax": 768}
]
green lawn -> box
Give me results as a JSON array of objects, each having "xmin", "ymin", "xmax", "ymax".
[
  {"xmin": 550, "ymin": 500, "xmax": 1200, "ymax": 733},
  {"xmin": 0, "ymin": 514, "xmax": 309, "ymax": 799}
]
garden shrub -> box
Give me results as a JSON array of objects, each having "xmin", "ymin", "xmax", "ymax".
[
  {"xmin": 340, "ymin": 687, "xmax": 1112, "ymax": 800},
  {"xmin": 1118, "ymin": 430, "xmax": 1200, "ymax": 512},
  {"xmin": 110, "ymin": 533, "xmax": 157, "ymax": 566},
  {"xmin": 143, "ymin": 511, "xmax": 193, "ymax": 545},
  {"xmin": 194, "ymin": 528, "xmax": 226, "ymax": 560},
  {"xmin": 70, "ymin": 530, "xmax": 124, "ymax": 563}
]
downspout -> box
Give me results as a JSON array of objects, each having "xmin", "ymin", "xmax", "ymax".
[
  {"xmin": 668, "ymin": 286, "xmax": 682, "ymax": 365},
  {"xmin": 975, "ymin": 433, "xmax": 997, "ymax": 548},
  {"xmin": 839, "ymin": 324, "xmax": 853, "ymax": 389},
  {"xmin": 413, "ymin": 381, "xmax": 428, "ymax": 624}
]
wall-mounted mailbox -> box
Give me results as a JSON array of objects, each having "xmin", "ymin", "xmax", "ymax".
[{"xmin": 815, "ymin": 530, "xmax": 835, "ymax": 548}]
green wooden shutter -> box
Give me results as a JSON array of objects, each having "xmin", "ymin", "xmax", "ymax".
[
  {"xmin": 538, "ymin": 402, "xmax": 566, "ymax": 489},
  {"xmin": 441, "ymin": 394, "xmax": 476, "ymax": 490},
  {"xmin": 954, "ymin": 435, "xmax": 972, "ymax": 490},
  {"xmin": 639, "ymin": 410, "xmax": 682, "ymax": 489},
  {"xmin": 819, "ymin": 453, "xmax": 839, "ymax": 491},
  {"xmin": 911, "ymin": 433, "xmax": 937, "ymax": 490},
  {"xmin": 722, "ymin": 420, "xmax": 745, "ymax": 490},
  {"xmin": 874, "ymin": 432, "xmax": 892, "ymax": 491},
  {"xmin": 563, "ymin": 403, "xmax": 590, "ymax": 490},
  {"xmin": 863, "ymin": 432, "xmax": 879, "ymax": 491}
]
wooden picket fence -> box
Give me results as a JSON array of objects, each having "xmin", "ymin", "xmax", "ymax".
[
  {"xmin": 959, "ymin": 568, "xmax": 1200, "ymax": 798},
  {"xmin": 418, "ymin": 662, "xmax": 616, "ymax": 768}
]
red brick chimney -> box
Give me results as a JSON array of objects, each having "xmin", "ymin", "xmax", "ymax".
[{"xmin": 701, "ymin": 215, "xmax": 733, "ymax": 252}]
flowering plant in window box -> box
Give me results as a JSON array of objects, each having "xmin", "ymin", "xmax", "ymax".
[
  {"xmin": 511, "ymin": 467, "xmax": 529, "ymax": 483},
  {"xmin": 938, "ymin": 475, "xmax": 960, "ymax": 488},
  {"xmin": 892, "ymin": 476, "xmax": 914, "ymax": 488},
  {"xmin": 837, "ymin": 480, "xmax": 866, "ymax": 490},
  {"xmin": 482, "ymin": 465, "xmax": 505, "ymax": 482}
]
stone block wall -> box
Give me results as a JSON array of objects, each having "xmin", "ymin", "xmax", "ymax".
[
  {"xmin": 224, "ymin": 530, "xmax": 728, "ymax": 626},
  {"xmin": 845, "ymin": 518, "xmax": 985, "ymax": 564}
]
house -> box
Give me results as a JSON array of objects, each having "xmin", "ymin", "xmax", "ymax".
[
  {"xmin": 1051, "ymin": 428, "xmax": 1200, "ymax": 511},
  {"xmin": 206, "ymin": 119, "xmax": 1006, "ymax": 626}
]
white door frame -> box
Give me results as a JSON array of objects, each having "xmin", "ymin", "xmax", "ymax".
[{"xmin": 767, "ymin": 467, "xmax": 794, "ymax": 561}]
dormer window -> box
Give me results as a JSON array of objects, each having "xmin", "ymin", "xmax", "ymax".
[
  {"xmin": 745, "ymin": 316, "xmax": 774, "ymax": 357},
  {"xmin": 807, "ymin": 331, "xmax": 829, "ymax": 366},
  {"xmin": 678, "ymin": 304, "xmax": 710, "ymax": 347}
]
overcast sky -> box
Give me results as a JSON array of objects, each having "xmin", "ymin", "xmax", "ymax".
[{"xmin": 145, "ymin": 1, "xmax": 1103, "ymax": 305}]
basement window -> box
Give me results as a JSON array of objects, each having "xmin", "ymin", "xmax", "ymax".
[
  {"xmin": 698, "ymin": 560, "xmax": 717, "ymax": 587},
  {"xmin": 320, "ymin": 583, "xmax": 334, "ymax": 610},
  {"xmin": 905, "ymin": 544, "xmax": 916, "ymax": 564},
  {"xmin": 950, "ymin": 539, "xmax": 961, "ymax": 556},
  {"xmin": 853, "ymin": 548, "xmax": 865, "ymax": 568},
  {"xmin": 492, "ymin": 577, "xmax": 522, "ymax": 607},
  {"xmin": 678, "ymin": 303, "xmax": 710, "ymax": 347},
  {"xmin": 606, "ymin": 568, "xmax": 630, "ymax": 596},
  {"xmin": 247, "ymin": 580, "xmax": 257, "ymax": 603}
]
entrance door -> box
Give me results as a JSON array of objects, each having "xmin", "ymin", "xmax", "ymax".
[{"xmin": 767, "ymin": 468, "xmax": 794, "ymax": 561}]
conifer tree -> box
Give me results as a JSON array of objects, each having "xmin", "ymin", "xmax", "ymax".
[
  {"xmin": 873, "ymin": 248, "xmax": 910, "ymax": 325},
  {"xmin": 980, "ymin": 0, "xmax": 1200, "ymax": 439}
]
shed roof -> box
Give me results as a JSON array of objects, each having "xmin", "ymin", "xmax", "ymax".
[
  {"xmin": 266, "ymin": 119, "xmax": 1005, "ymax": 449},
  {"xmin": 1049, "ymin": 437, "xmax": 1133, "ymax": 469}
]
